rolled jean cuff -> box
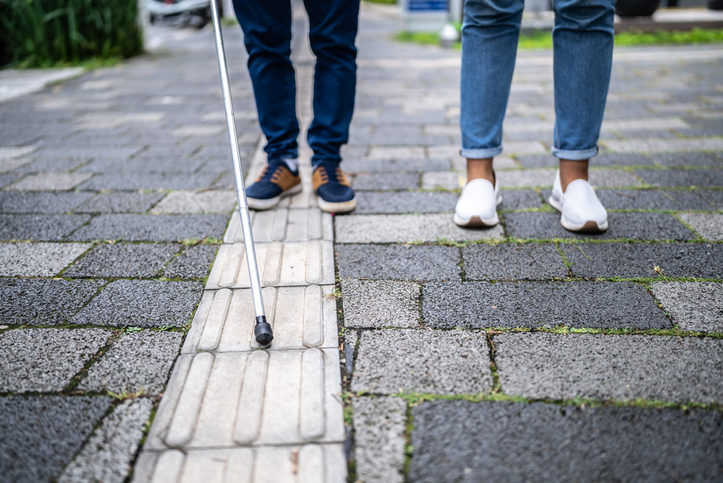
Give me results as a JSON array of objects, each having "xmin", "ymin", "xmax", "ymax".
[
  {"xmin": 552, "ymin": 145, "xmax": 598, "ymax": 161},
  {"xmin": 460, "ymin": 146, "xmax": 503, "ymax": 159}
]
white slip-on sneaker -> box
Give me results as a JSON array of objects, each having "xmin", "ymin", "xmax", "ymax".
[
  {"xmin": 454, "ymin": 177, "xmax": 502, "ymax": 227},
  {"xmin": 548, "ymin": 170, "xmax": 608, "ymax": 232}
]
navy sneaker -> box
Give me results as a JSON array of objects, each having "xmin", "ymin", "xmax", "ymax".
[
  {"xmin": 312, "ymin": 161, "xmax": 357, "ymax": 213},
  {"xmin": 246, "ymin": 159, "xmax": 302, "ymax": 210}
]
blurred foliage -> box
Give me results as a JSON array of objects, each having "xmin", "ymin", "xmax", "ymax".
[{"xmin": 0, "ymin": 0, "xmax": 143, "ymax": 68}]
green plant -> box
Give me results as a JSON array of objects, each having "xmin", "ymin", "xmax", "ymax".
[{"xmin": 0, "ymin": 0, "xmax": 143, "ymax": 68}]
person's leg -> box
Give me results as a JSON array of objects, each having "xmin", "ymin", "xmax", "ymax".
[
  {"xmin": 549, "ymin": 0, "xmax": 615, "ymax": 231},
  {"xmin": 455, "ymin": 0, "xmax": 523, "ymax": 227},
  {"xmin": 303, "ymin": 0, "xmax": 359, "ymax": 166},
  {"xmin": 303, "ymin": 0, "xmax": 360, "ymax": 213},
  {"xmin": 232, "ymin": 0, "xmax": 299, "ymax": 163}
]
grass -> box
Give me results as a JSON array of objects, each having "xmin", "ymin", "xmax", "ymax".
[{"xmin": 396, "ymin": 28, "xmax": 723, "ymax": 50}]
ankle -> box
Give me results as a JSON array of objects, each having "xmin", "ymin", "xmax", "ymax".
[
  {"xmin": 559, "ymin": 159, "xmax": 589, "ymax": 192},
  {"xmin": 466, "ymin": 158, "xmax": 495, "ymax": 184}
]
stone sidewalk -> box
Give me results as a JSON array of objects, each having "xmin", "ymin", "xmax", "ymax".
[{"xmin": 0, "ymin": 2, "xmax": 721, "ymax": 483}]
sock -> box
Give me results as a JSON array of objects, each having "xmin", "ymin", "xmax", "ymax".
[{"xmin": 282, "ymin": 158, "xmax": 299, "ymax": 172}]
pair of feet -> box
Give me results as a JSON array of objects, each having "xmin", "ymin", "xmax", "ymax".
[
  {"xmin": 245, "ymin": 159, "xmax": 357, "ymax": 214},
  {"xmin": 455, "ymin": 170, "xmax": 608, "ymax": 232}
]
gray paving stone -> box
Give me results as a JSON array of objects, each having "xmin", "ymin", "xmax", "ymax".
[
  {"xmin": 498, "ymin": 189, "xmax": 543, "ymax": 210},
  {"xmin": 16, "ymin": 156, "xmax": 90, "ymax": 173},
  {"xmin": 0, "ymin": 328, "xmax": 111, "ymax": 392},
  {"xmin": 352, "ymin": 172, "xmax": 420, "ymax": 191},
  {"xmin": 696, "ymin": 189, "xmax": 723, "ymax": 210},
  {"xmin": 336, "ymin": 214, "xmax": 503, "ymax": 243},
  {"xmin": 495, "ymin": 333, "xmax": 722, "ymax": 403},
  {"xmin": 0, "ymin": 242, "xmax": 91, "ymax": 276},
  {"xmin": 423, "ymin": 281, "xmax": 669, "ymax": 329},
  {"xmin": 64, "ymin": 242, "xmax": 180, "ymax": 278},
  {"xmin": 337, "ymin": 244, "xmax": 460, "ymax": 281},
  {"xmin": 0, "ymin": 191, "xmax": 94, "ymax": 213},
  {"xmin": 6, "ymin": 172, "xmax": 93, "ymax": 191},
  {"xmin": 80, "ymin": 331, "xmax": 183, "ymax": 394},
  {"xmin": 679, "ymin": 213, "xmax": 723, "ymax": 241},
  {"xmin": 341, "ymin": 279, "xmax": 420, "ymax": 328},
  {"xmin": 496, "ymin": 169, "xmax": 556, "ymax": 188},
  {"xmin": 77, "ymin": 156, "xmax": 205, "ymax": 173},
  {"xmin": 0, "ymin": 173, "xmax": 23, "ymax": 188},
  {"xmin": 352, "ymin": 329, "xmax": 492, "ymax": 395},
  {"xmin": 410, "ymin": 400, "xmax": 722, "ymax": 483},
  {"xmin": 75, "ymin": 192, "xmax": 165, "ymax": 213},
  {"xmin": 163, "ymin": 244, "xmax": 218, "ymax": 279},
  {"xmin": 604, "ymin": 137, "xmax": 723, "ymax": 153},
  {"xmin": 0, "ymin": 278, "xmax": 104, "ymax": 325},
  {"xmin": 653, "ymin": 151, "xmax": 722, "ymax": 167},
  {"xmin": 72, "ymin": 280, "xmax": 203, "ymax": 328},
  {"xmin": 596, "ymin": 189, "xmax": 713, "ymax": 210},
  {"xmin": 0, "ymin": 214, "xmax": 91, "ymax": 240},
  {"xmin": 0, "ymin": 396, "xmax": 112, "ymax": 483},
  {"xmin": 463, "ymin": 244, "xmax": 567, "ymax": 280},
  {"xmin": 355, "ymin": 191, "xmax": 458, "ymax": 214},
  {"xmin": 421, "ymin": 171, "xmax": 460, "ymax": 190},
  {"xmin": 353, "ymin": 397, "xmax": 407, "ymax": 483},
  {"xmin": 151, "ymin": 190, "xmax": 236, "ymax": 214},
  {"xmin": 344, "ymin": 158, "xmax": 450, "ymax": 173},
  {"xmin": 0, "ymin": 157, "xmax": 33, "ymax": 172},
  {"xmin": 651, "ymin": 282, "xmax": 723, "ymax": 333},
  {"xmin": 78, "ymin": 172, "xmax": 219, "ymax": 191},
  {"xmin": 59, "ymin": 399, "xmax": 154, "ymax": 483},
  {"xmin": 561, "ymin": 242, "xmax": 723, "ymax": 279},
  {"xmin": 636, "ymin": 168, "xmax": 723, "ymax": 188},
  {"xmin": 505, "ymin": 212, "xmax": 696, "ymax": 241},
  {"xmin": 68, "ymin": 214, "xmax": 228, "ymax": 241}
]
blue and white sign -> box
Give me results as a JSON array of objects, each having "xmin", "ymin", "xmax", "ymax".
[{"xmin": 401, "ymin": 0, "xmax": 449, "ymax": 31}]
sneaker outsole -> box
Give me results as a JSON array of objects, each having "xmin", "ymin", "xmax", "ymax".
[{"xmin": 317, "ymin": 196, "xmax": 357, "ymax": 214}]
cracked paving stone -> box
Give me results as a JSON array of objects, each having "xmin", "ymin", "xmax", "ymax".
[
  {"xmin": 64, "ymin": 242, "xmax": 181, "ymax": 278},
  {"xmin": 423, "ymin": 281, "xmax": 669, "ymax": 329},
  {"xmin": 336, "ymin": 244, "xmax": 460, "ymax": 281},
  {"xmin": 410, "ymin": 400, "xmax": 722, "ymax": 483},
  {"xmin": 71, "ymin": 280, "xmax": 203, "ymax": 328}
]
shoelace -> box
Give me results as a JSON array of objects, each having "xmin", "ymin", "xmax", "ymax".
[
  {"xmin": 317, "ymin": 165, "xmax": 350, "ymax": 186},
  {"xmin": 255, "ymin": 164, "xmax": 287, "ymax": 184}
]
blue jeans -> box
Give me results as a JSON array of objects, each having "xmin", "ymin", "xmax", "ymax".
[
  {"xmin": 460, "ymin": 0, "xmax": 615, "ymax": 161},
  {"xmin": 232, "ymin": 0, "xmax": 359, "ymax": 166}
]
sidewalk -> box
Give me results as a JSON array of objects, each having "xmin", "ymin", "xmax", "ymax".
[{"xmin": 0, "ymin": 3, "xmax": 721, "ymax": 482}]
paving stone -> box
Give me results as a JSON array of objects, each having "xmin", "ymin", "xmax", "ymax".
[
  {"xmin": 561, "ymin": 242, "xmax": 723, "ymax": 278},
  {"xmin": 0, "ymin": 145, "xmax": 37, "ymax": 160},
  {"xmin": 353, "ymin": 397, "xmax": 407, "ymax": 483},
  {"xmin": 495, "ymin": 333, "xmax": 722, "ymax": 403},
  {"xmin": 0, "ymin": 214, "xmax": 91, "ymax": 240},
  {"xmin": 352, "ymin": 172, "xmax": 420, "ymax": 191},
  {"xmin": 351, "ymin": 330, "xmax": 492, "ymax": 395},
  {"xmin": 410, "ymin": 400, "xmax": 722, "ymax": 482},
  {"xmin": 596, "ymin": 189, "xmax": 713, "ymax": 210},
  {"xmin": 0, "ymin": 173, "xmax": 23, "ymax": 188},
  {"xmin": 59, "ymin": 399, "xmax": 154, "ymax": 483},
  {"xmin": 79, "ymin": 172, "xmax": 219, "ymax": 191},
  {"xmin": 0, "ymin": 396, "xmax": 112, "ymax": 483},
  {"xmin": 6, "ymin": 172, "xmax": 93, "ymax": 191},
  {"xmin": 151, "ymin": 190, "xmax": 236, "ymax": 214},
  {"xmin": 0, "ymin": 191, "xmax": 94, "ymax": 213},
  {"xmin": 679, "ymin": 213, "xmax": 723, "ymax": 241},
  {"xmin": 0, "ymin": 242, "xmax": 90, "ymax": 276},
  {"xmin": 344, "ymin": 157, "xmax": 450, "ymax": 173},
  {"xmin": 505, "ymin": 212, "xmax": 695, "ymax": 241},
  {"xmin": 463, "ymin": 244, "xmax": 567, "ymax": 280},
  {"xmin": 636, "ymin": 168, "xmax": 723, "ymax": 188},
  {"xmin": 72, "ymin": 280, "xmax": 203, "ymax": 328},
  {"xmin": 0, "ymin": 278, "xmax": 104, "ymax": 325},
  {"xmin": 604, "ymin": 137, "xmax": 723, "ymax": 153},
  {"xmin": 163, "ymin": 244, "xmax": 218, "ymax": 279},
  {"xmin": 341, "ymin": 280, "xmax": 420, "ymax": 328},
  {"xmin": 0, "ymin": 328, "xmax": 111, "ymax": 392},
  {"xmin": 78, "ymin": 156, "xmax": 205, "ymax": 173},
  {"xmin": 653, "ymin": 151, "xmax": 722, "ymax": 167},
  {"xmin": 337, "ymin": 244, "xmax": 460, "ymax": 281},
  {"xmin": 16, "ymin": 156, "xmax": 91, "ymax": 173},
  {"xmin": 68, "ymin": 214, "xmax": 228, "ymax": 241},
  {"xmin": 498, "ymin": 189, "xmax": 543, "ymax": 210},
  {"xmin": 75, "ymin": 192, "xmax": 165, "ymax": 213},
  {"xmin": 423, "ymin": 281, "xmax": 669, "ymax": 329},
  {"xmin": 354, "ymin": 191, "xmax": 458, "ymax": 214},
  {"xmin": 80, "ymin": 331, "xmax": 183, "ymax": 394},
  {"xmin": 496, "ymin": 169, "xmax": 556, "ymax": 188},
  {"xmin": 64, "ymin": 242, "xmax": 181, "ymax": 278},
  {"xmin": 421, "ymin": 171, "xmax": 461, "ymax": 190},
  {"xmin": 696, "ymin": 189, "xmax": 723, "ymax": 210},
  {"xmin": 651, "ymin": 282, "xmax": 723, "ymax": 333},
  {"xmin": 0, "ymin": 157, "xmax": 33, "ymax": 171},
  {"xmin": 336, "ymin": 214, "xmax": 503, "ymax": 243}
]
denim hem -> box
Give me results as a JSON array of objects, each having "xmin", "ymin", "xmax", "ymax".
[
  {"xmin": 460, "ymin": 146, "xmax": 503, "ymax": 159},
  {"xmin": 552, "ymin": 145, "xmax": 598, "ymax": 161}
]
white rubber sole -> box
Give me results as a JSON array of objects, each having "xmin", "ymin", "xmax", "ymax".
[
  {"xmin": 548, "ymin": 193, "xmax": 608, "ymax": 233},
  {"xmin": 453, "ymin": 194, "xmax": 502, "ymax": 228},
  {"xmin": 247, "ymin": 183, "xmax": 302, "ymax": 211},
  {"xmin": 317, "ymin": 196, "xmax": 357, "ymax": 214}
]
